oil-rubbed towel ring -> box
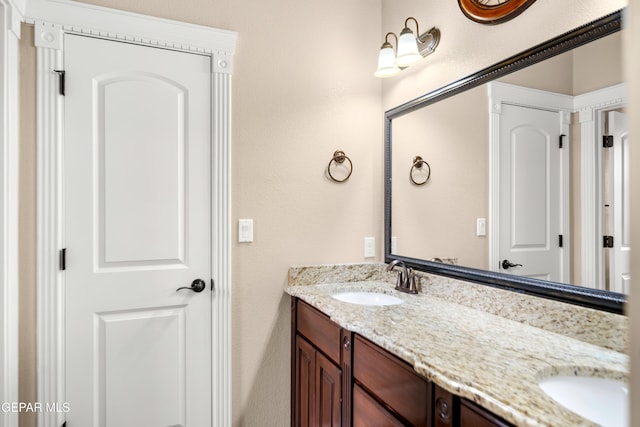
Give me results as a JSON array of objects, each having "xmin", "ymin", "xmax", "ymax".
[
  {"xmin": 327, "ymin": 150, "xmax": 353, "ymax": 183},
  {"xmin": 410, "ymin": 156, "xmax": 431, "ymax": 185}
]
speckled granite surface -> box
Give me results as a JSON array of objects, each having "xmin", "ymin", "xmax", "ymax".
[
  {"xmin": 288, "ymin": 263, "xmax": 391, "ymax": 285},
  {"xmin": 288, "ymin": 263, "xmax": 628, "ymax": 352},
  {"xmin": 286, "ymin": 263, "xmax": 629, "ymax": 427}
]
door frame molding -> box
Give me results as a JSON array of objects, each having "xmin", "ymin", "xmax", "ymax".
[
  {"xmin": 24, "ymin": 2, "xmax": 237, "ymax": 426},
  {"xmin": 0, "ymin": 2, "xmax": 23, "ymax": 427},
  {"xmin": 488, "ymin": 81, "xmax": 572, "ymax": 282},
  {"xmin": 575, "ymin": 83, "xmax": 627, "ymax": 289}
]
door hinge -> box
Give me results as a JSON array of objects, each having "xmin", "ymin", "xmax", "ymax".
[
  {"xmin": 603, "ymin": 135, "xmax": 614, "ymax": 148},
  {"xmin": 559, "ymin": 134, "xmax": 566, "ymax": 148},
  {"xmin": 603, "ymin": 235, "xmax": 614, "ymax": 248},
  {"xmin": 558, "ymin": 235, "xmax": 563, "ymax": 248},
  {"xmin": 211, "ymin": 278, "xmax": 215, "ymax": 291},
  {"xmin": 59, "ymin": 248, "xmax": 66, "ymax": 271},
  {"xmin": 53, "ymin": 70, "xmax": 65, "ymax": 96}
]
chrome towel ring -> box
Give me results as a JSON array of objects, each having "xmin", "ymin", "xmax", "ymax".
[
  {"xmin": 327, "ymin": 150, "xmax": 353, "ymax": 183},
  {"xmin": 410, "ymin": 156, "xmax": 431, "ymax": 185}
]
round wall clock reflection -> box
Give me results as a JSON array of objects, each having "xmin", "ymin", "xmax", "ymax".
[{"xmin": 458, "ymin": 0, "xmax": 538, "ymax": 25}]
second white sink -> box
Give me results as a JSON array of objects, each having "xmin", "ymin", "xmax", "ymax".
[
  {"xmin": 332, "ymin": 291, "xmax": 402, "ymax": 306},
  {"xmin": 538, "ymin": 375, "xmax": 628, "ymax": 427}
]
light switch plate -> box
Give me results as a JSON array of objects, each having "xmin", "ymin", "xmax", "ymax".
[
  {"xmin": 477, "ymin": 218, "xmax": 486, "ymax": 236},
  {"xmin": 239, "ymin": 219, "xmax": 253, "ymax": 242}
]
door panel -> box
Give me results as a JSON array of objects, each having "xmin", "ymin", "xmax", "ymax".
[
  {"xmin": 316, "ymin": 352, "xmax": 341, "ymax": 427},
  {"xmin": 96, "ymin": 307, "xmax": 187, "ymax": 426},
  {"xmin": 295, "ymin": 336, "xmax": 316, "ymax": 427},
  {"xmin": 511, "ymin": 127, "xmax": 548, "ymax": 248},
  {"xmin": 499, "ymin": 104, "xmax": 562, "ymax": 281},
  {"xmin": 608, "ymin": 111, "xmax": 630, "ymax": 293},
  {"xmin": 97, "ymin": 74, "xmax": 187, "ymax": 267},
  {"xmin": 64, "ymin": 34, "xmax": 211, "ymax": 427}
]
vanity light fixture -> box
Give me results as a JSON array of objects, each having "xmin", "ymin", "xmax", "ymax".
[{"xmin": 374, "ymin": 17, "xmax": 440, "ymax": 78}]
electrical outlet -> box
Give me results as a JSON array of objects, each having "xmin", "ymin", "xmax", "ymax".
[{"xmin": 364, "ymin": 237, "xmax": 375, "ymax": 258}]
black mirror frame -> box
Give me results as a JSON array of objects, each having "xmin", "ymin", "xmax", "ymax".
[{"xmin": 384, "ymin": 10, "xmax": 625, "ymax": 314}]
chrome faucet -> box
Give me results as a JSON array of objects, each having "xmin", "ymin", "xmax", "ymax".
[{"xmin": 385, "ymin": 260, "xmax": 418, "ymax": 294}]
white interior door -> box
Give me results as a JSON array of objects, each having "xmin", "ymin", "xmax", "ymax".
[
  {"xmin": 63, "ymin": 34, "xmax": 212, "ymax": 427},
  {"xmin": 607, "ymin": 111, "xmax": 630, "ymax": 293},
  {"xmin": 498, "ymin": 104, "xmax": 563, "ymax": 281}
]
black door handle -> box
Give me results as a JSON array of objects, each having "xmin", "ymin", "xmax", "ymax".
[
  {"xmin": 176, "ymin": 278, "xmax": 206, "ymax": 293},
  {"xmin": 501, "ymin": 260, "xmax": 523, "ymax": 270}
]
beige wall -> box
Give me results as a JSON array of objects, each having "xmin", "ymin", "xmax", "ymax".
[
  {"xmin": 17, "ymin": 1, "xmax": 632, "ymax": 426},
  {"xmin": 391, "ymin": 84, "xmax": 489, "ymax": 268},
  {"xmin": 573, "ymin": 31, "xmax": 624, "ymax": 95}
]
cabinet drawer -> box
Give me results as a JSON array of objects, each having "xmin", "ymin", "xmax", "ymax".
[
  {"xmin": 461, "ymin": 399, "xmax": 513, "ymax": 427},
  {"xmin": 296, "ymin": 300, "xmax": 341, "ymax": 364},
  {"xmin": 353, "ymin": 384, "xmax": 404, "ymax": 427},
  {"xmin": 353, "ymin": 335, "xmax": 430, "ymax": 426}
]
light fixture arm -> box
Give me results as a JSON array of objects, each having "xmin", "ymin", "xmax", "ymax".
[
  {"xmin": 404, "ymin": 17, "xmax": 420, "ymax": 37},
  {"xmin": 382, "ymin": 31, "xmax": 398, "ymax": 49}
]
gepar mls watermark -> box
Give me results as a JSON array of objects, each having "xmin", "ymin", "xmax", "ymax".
[{"xmin": 2, "ymin": 401, "xmax": 71, "ymax": 413}]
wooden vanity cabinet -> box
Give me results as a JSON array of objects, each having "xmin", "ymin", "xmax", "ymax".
[
  {"xmin": 291, "ymin": 297, "xmax": 513, "ymax": 427},
  {"xmin": 292, "ymin": 299, "xmax": 352, "ymax": 427}
]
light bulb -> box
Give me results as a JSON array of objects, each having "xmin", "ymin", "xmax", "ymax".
[
  {"xmin": 395, "ymin": 27, "xmax": 422, "ymax": 67},
  {"xmin": 374, "ymin": 43, "xmax": 401, "ymax": 78}
]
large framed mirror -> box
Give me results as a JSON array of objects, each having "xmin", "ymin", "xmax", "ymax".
[{"xmin": 384, "ymin": 10, "xmax": 625, "ymax": 314}]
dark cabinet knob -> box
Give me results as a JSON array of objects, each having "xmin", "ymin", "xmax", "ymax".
[
  {"xmin": 343, "ymin": 336, "xmax": 351, "ymax": 351},
  {"xmin": 436, "ymin": 398, "xmax": 451, "ymax": 422}
]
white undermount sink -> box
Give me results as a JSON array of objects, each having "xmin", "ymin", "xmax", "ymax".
[
  {"xmin": 332, "ymin": 291, "xmax": 402, "ymax": 306},
  {"xmin": 538, "ymin": 375, "xmax": 628, "ymax": 427}
]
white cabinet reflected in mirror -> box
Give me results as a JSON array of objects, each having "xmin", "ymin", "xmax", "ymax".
[{"xmin": 385, "ymin": 10, "xmax": 626, "ymax": 312}]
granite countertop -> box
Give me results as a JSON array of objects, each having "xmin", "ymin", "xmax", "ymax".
[{"xmin": 286, "ymin": 265, "xmax": 629, "ymax": 427}]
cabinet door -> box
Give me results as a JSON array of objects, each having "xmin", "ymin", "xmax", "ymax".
[
  {"xmin": 316, "ymin": 351, "xmax": 342, "ymax": 427},
  {"xmin": 293, "ymin": 300, "xmax": 347, "ymax": 427},
  {"xmin": 295, "ymin": 336, "xmax": 316, "ymax": 427}
]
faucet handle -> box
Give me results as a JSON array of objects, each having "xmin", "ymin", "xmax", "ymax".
[
  {"xmin": 407, "ymin": 268, "xmax": 418, "ymax": 294},
  {"xmin": 394, "ymin": 272, "xmax": 404, "ymax": 290}
]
